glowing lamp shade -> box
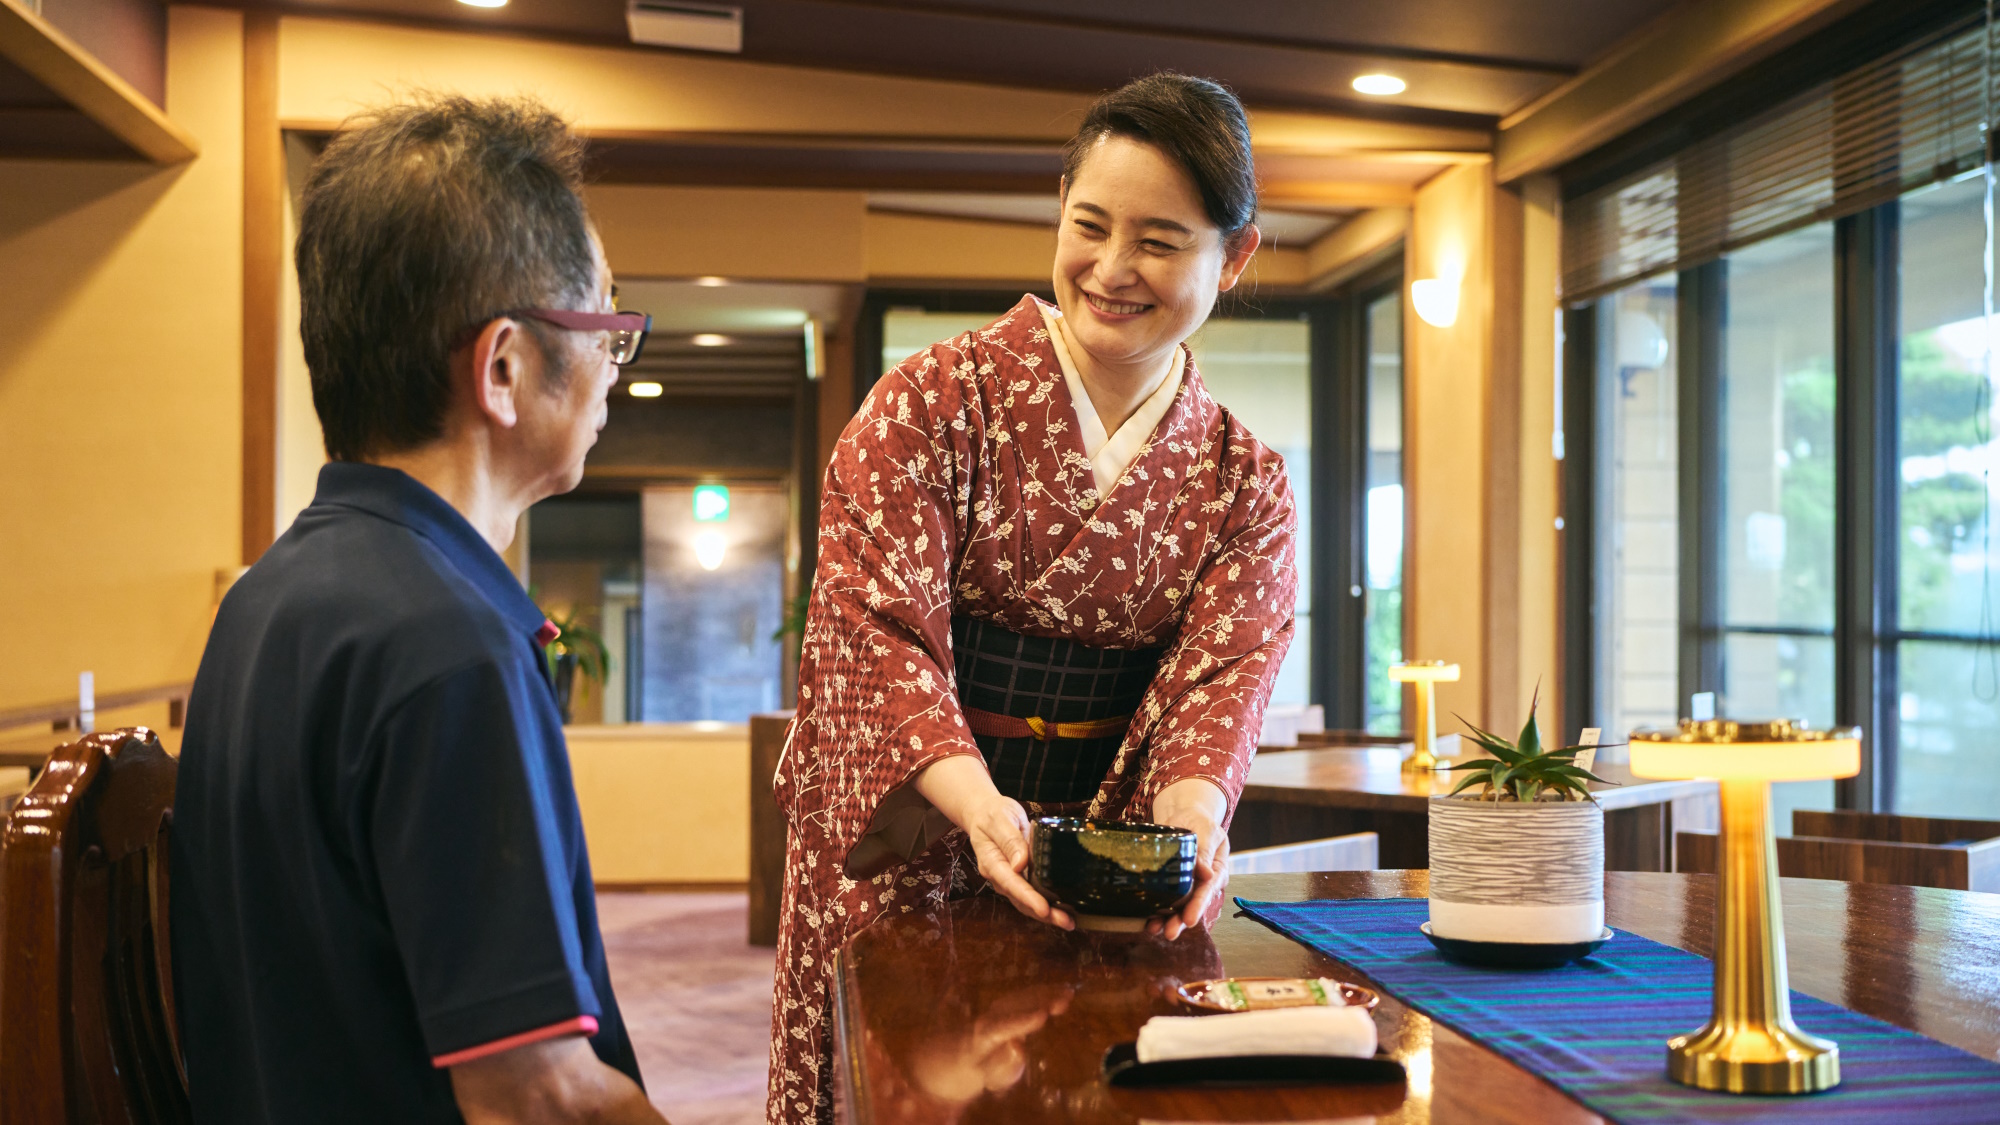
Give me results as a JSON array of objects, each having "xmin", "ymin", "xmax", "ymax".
[
  {"xmin": 1389, "ymin": 660, "xmax": 1459, "ymax": 774},
  {"xmin": 1629, "ymin": 723, "xmax": 1860, "ymax": 781},
  {"xmin": 1411, "ymin": 278, "xmax": 1459, "ymax": 328},
  {"xmin": 628, "ymin": 381, "xmax": 664, "ymax": 398},
  {"xmin": 1352, "ymin": 73, "xmax": 1406, "ymax": 96},
  {"xmin": 1626, "ymin": 718, "xmax": 1862, "ymax": 1096},
  {"xmin": 693, "ymin": 530, "xmax": 728, "ymax": 571},
  {"xmin": 1389, "ymin": 661, "xmax": 1459, "ymax": 685}
]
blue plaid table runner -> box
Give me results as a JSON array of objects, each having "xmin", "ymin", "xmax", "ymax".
[{"xmin": 1233, "ymin": 896, "xmax": 2000, "ymax": 1124}]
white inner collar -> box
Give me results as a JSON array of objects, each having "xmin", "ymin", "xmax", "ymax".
[{"xmin": 1041, "ymin": 303, "xmax": 1184, "ymax": 498}]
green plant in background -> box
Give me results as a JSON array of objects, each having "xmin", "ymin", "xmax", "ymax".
[
  {"xmin": 772, "ymin": 591, "xmax": 812, "ymax": 666},
  {"xmin": 1898, "ymin": 330, "xmax": 1989, "ymax": 629},
  {"xmin": 541, "ymin": 606, "xmax": 611, "ymax": 692},
  {"xmin": 1445, "ymin": 691, "xmax": 1610, "ymax": 803}
]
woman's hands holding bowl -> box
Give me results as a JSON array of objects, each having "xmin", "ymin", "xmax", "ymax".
[
  {"xmin": 1147, "ymin": 777, "xmax": 1231, "ymax": 940},
  {"xmin": 915, "ymin": 754, "xmax": 1075, "ymax": 931}
]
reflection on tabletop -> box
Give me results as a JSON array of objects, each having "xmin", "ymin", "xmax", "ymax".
[
  {"xmin": 844, "ymin": 886, "xmax": 1414, "ymax": 1125},
  {"xmin": 852, "ymin": 894, "xmax": 1226, "ymax": 1125}
]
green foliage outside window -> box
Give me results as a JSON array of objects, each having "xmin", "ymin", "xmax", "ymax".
[{"xmin": 1898, "ymin": 331, "xmax": 1990, "ymax": 629}]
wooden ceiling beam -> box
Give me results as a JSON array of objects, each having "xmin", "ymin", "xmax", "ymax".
[
  {"xmin": 276, "ymin": 15, "xmax": 1494, "ymax": 159},
  {"xmin": 802, "ymin": 0, "xmax": 1578, "ymax": 77},
  {"xmin": 0, "ymin": 0, "xmax": 197, "ymax": 163},
  {"xmin": 1495, "ymin": 0, "xmax": 1873, "ymax": 183}
]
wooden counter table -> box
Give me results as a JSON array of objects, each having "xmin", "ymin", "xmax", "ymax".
[
  {"xmin": 831, "ymin": 871, "xmax": 2000, "ymax": 1125},
  {"xmin": 1234, "ymin": 748, "xmax": 1719, "ymax": 870}
]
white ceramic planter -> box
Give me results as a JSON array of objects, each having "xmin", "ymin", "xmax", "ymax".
[{"xmin": 1428, "ymin": 797, "xmax": 1604, "ymax": 944}]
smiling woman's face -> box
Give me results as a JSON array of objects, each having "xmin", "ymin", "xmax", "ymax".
[{"xmin": 1052, "ymin": 134, "xmax": 1257, "ymax": 375}]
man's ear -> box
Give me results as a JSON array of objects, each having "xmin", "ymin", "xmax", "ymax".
[
  {"xmin": 465, "ymin": 317, "xmax": 526, "ymax": 430},
  {"xmin": 1217, "ymin": 224, "xmax": 1263, "ymax": 293}
]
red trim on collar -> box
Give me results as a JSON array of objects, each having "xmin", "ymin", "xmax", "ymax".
[{"xmin": 534, "ymin": 619, "xmax": 561, "ymax": 647}]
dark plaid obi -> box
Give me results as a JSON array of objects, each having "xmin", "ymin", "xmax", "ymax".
[{"xmin": 951, "ymin": 614, "xmax": 1166, "ymax": 806}]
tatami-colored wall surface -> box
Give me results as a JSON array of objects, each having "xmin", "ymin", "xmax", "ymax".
[
  {"xmin": 565, "ymin": 724, "xmax": 751, "ymax": 885},
  {"xmin": 0, "ymin": 7, "xmax": 244, "ymax": 711},
  {"xmin": 1405, "ymin": 162, "xmax": 1494, "ymax": 728}
]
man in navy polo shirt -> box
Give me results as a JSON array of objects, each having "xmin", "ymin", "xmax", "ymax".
[{"xmin": 172, "ymin": 95, "xmax": 669, "ymax": 1124}]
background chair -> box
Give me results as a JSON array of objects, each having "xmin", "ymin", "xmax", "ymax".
[
  {"xmin": 0, "ymin": 727, "xmax": 189, "ymax": 1124},
  {"xmin": 1675, "ymin": 809, "xmax": 2000, "ymax": 893},
  {"xmin": 1229, "ymin": 831, "xmax": 1380, "ymax": 875}
]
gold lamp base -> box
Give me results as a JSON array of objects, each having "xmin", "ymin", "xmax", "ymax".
[
  {"xmin": 1666, "ymin": 1020, "xmax": 1840, "ymax": 1094},
  {"xmin": 1630, "ymin": 721, "xmax": 1863, "ymax": 1100}
]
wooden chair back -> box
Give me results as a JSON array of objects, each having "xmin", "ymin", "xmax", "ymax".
[
  {"xmin": 0, "ymin": 728, "xmax": 190, "ymax": 1124},
  {"xmin": 1229, "ymin": 831, "xmax": 1380, "ymax": 875},
  {"xmin": 1793, "ymin": 810, "xmax": 2000, "ymax": 846},
  {"xmin": 1676, "ymin": 828, "xmax": 2000, "ymax": 893}
]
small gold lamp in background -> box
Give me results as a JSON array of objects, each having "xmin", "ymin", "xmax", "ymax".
[
  {"xmin": 1389, "ymin": 661, "xmax": 1459, "ymax": 774},
  {"xmin": 1629, "ymin": 719, "xmax": 1861, "ymax": 1095}
]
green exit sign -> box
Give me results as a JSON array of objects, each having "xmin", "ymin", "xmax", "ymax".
[{"xmin": 692, "ymin": 484, "xmax": 731, "ymax": 522}]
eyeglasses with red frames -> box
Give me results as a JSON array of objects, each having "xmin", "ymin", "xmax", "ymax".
[{"xmin": 508, "ymin": 308, "xmax": 652, "ymax": 365}]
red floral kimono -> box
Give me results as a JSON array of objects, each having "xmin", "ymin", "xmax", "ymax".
[{"xmin": 767, "ymin": 295, "xmax": 1297, "ymax": 1124}]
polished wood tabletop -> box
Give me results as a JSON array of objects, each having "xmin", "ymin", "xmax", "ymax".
[
  {"xmin": 831, "ymin": 871, "xmax": 2000, "ymax": 1124},
  {"xmin": 1243, "ymin": 747, "xmax": 1714, "ymax": 812}
]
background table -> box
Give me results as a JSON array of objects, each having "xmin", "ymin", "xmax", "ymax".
[
  {"xmin": 1234, "ymin": 748, "xmax": 1718, "ymax": 870},
  {"xmin": 831, "ymin": 871, "xmax": 2000, "ymax": 1124}
]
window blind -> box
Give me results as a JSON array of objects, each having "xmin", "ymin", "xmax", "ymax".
[{"xmin": 1561, "ymin": 14, "xmax": 1992, "ymax": 305}]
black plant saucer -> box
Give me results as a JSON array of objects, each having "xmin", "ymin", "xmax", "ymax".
[
  {"xmin": 1419, "ymin": 921, "xmax": 1613, "ymax": 968},
  {"xmin": 1101, "ymin": 1042, "xmax": 1407, "ymax": 1087}
]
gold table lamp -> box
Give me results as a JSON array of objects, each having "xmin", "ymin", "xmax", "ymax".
[
  {"xmin": 1389, "ymin": 661, "xmax": 1459, "ymax": 775},
  {"xmin": 1629, "ymin": 719, "xmax": 1861, "ymax": 1095}
]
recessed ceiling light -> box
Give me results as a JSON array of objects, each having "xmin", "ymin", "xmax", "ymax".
[
  {"xmin": 628, "ymin": 381, "xmax": 664, "ymax": 397},
  {"xmin": 691, "ymin": 333, "xmax": 731, "ymax": 347},
  {"xmin": 457, "ymin": 0, "xmax": 508, "ymax": 7},
  {"xmin": 1352, "ymin": 74, "xmax": 1406, "ymax": 96},
  {"xmin": 693, "ymin": 275, "xmax": 729, "ymax": 287}
]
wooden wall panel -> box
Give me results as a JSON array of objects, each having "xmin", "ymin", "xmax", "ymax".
[{"xmin": 240, "ymin": 11, "xmax": 280, "ymax": 564}]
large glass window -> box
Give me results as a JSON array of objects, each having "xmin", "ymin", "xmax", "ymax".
[
  {"xmin": 1719, "ymin": 223, "xmax": 1839, "ymax": 820},
  {"xmin": 1596, "ymin": 277, "xmax": 1680, "ymax": 745},
  {"xmin": 1363, "ymin": 292, "xmax": 1405, "ymax": 734},
  {"xmin": 1190, "ymin": 317, "xmax": 1313, "ymax": 710},
  {"xmin": 880, "ymin": 308, "xmax": 995, "ymax": 375},
  {"xmin": 1895, "ymin": 173, "xmax": 2000, "ymax": 816}
]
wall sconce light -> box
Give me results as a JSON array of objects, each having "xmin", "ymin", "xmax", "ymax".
[
  {"xmin": 1412, "ymin": 277, "xmax": 1460, "ymax": 328},
  {"xmin": 694, "ymin": 530, "xmax": 728, "ymax": 571}
]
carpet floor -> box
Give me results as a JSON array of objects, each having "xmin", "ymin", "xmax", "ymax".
[{"xmin": 597, "ymin": 892, "xmax": 776, "ymax": 1125}]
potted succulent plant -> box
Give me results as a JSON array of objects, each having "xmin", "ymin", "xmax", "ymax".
[{"xmin": 1427, "ymin": 694, "xmax": 1611, "ymax": 945}]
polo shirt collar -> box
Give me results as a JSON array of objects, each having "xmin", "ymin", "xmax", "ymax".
[{"xmin": 310, "ymin": 462, "xmax": 547, "ymax": 638}]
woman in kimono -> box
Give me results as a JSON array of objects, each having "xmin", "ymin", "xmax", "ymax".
[{"xmin": 769, "ymin": 72, "xmax": 1296, "ymax": 1124}]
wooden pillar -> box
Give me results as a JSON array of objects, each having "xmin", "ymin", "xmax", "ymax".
[{"xmin": 240, "ymin": 13, "xmax": 282, "ymax": 565}]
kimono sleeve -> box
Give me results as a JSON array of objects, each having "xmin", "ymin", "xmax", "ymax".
[
  {"xmin": 782, "ymin": 357, "xmax": 983, "ymax": 874},
  {"xmin": 364, "ymin": 659, "xmax": 601, "ymax": 1066},
  {"xmin": 1135, "ymin": 449, "xmax": 1298, "ymax": 819}
]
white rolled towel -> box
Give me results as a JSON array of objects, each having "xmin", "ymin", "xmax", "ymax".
[{"xmin": 1134, "ymin": 1004, "xmax": 1379, "ymax": 1063}]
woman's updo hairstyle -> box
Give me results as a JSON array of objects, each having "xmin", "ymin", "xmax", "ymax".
[{"xmin": 1062, "ymin": 72, "xmax": 1258, "ymax": 249}]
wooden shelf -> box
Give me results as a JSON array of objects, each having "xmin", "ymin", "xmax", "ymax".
[{"xmin": 0, "ymin": 0, "xmax": 195, "ymax": 163}]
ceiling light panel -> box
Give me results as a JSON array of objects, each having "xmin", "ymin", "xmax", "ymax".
[
  {"xmin": 1352, "ymin": 74, "xmax": 1406, "ymax": 96},
  {"xmin": 628, "ymin": 2, "xmax": 743, "ymax": 54}
]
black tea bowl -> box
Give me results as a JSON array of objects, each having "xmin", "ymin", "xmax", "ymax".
[{"xmin": 1030, "ymin": 816, "xmax": 1196, "ymax": 932}]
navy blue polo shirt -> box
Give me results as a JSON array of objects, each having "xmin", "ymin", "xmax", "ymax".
[{"xmin": 171, "ymin": 463, "xmax": 640, "ymax": 1123}]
